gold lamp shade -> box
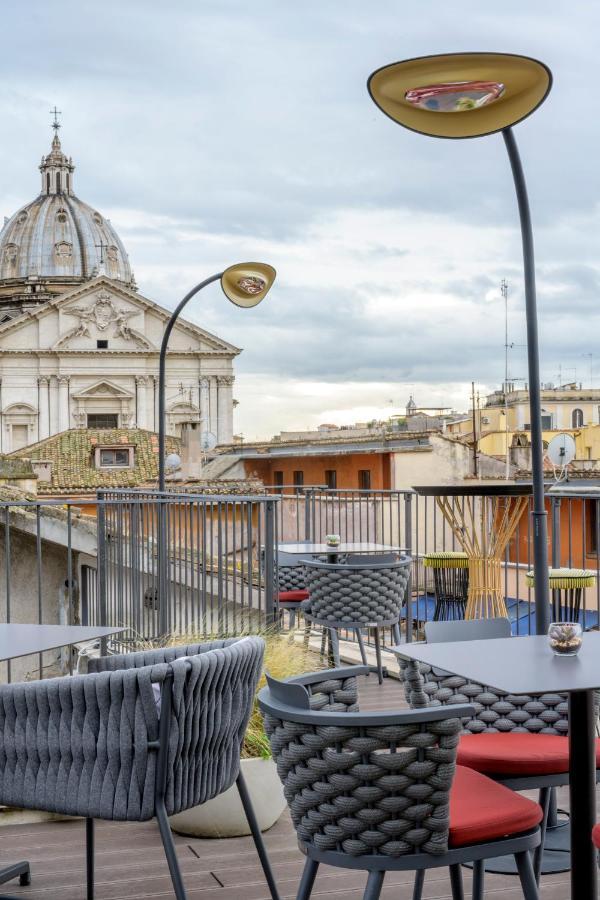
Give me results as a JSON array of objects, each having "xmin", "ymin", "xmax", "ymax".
[
  {"xmin": 220, "ymin": 262, "xmax": 276, "ymax": 308},
  {"xmin": 368, "ymin": 53, "xmax": 552, "ymax": 139}
]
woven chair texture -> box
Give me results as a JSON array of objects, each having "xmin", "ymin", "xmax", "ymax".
[
  {"xmin": 302, "ymin": 560, "xmax": 410, "ymax": 626},
  {"xmin": 263, "ymin": 671, "xmax": 462, "ymax": 858},
  {"xmin": 0, "ymin": 637, "xmax": 263, "ymax": 822}
]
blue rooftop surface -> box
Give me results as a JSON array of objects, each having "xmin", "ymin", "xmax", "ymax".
[{"xmin": 403, "ymin": 594, "xmax": 599, "ymax": 635}]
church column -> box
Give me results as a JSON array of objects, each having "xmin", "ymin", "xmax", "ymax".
[
  {"xmin": 57, "ymin": 375, "xmax": 70, "ymax": 432},
  {"xmin": 38, "ymin": 377, "xmax": 50, "ymax": 439},
  {"xmin": 217, "ymin": 375, "xmax": 234, "ymax": 444},
  {"xmin": 136, "ymin": 376, "xmax": 148, "ymax": 429},
  {"xmin": 209, "ymin": 377, "xmax": 218, "ymax": 438}
]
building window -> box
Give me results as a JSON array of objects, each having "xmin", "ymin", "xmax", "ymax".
[
  {"xmin": 572, "ymin": 408, "xmax": 584, "ymax": 428},
  {"xmin": 87, "ymin": 413, "xmax": 118, "ymax": 429},
  {"xmin": 56, "ymin": 172, "xmax": 61, "ymax": 193},
  {"xmin": 541, "ymin": 414, "xmax": 553, "ymax": 429},
  {"xmin": 358, "ymin": 469, "xmax": 372, "ymax": 490},
  {"xmin": 587, "ymin": 500, "xmax": 598, "ymax": 556},
  {"xmin": 324, "ymin": 469, "xmax": 337, "ymax": 489},
  {"xmin": 273, "ymin": 470, "xmax": 284, "ymax": 493},
  {"xmin": 293, "ymin": 470, "xmax": 304, "ymax": 488},
  {"xmin": 96, "ymin": 447, "xmax": 132, "ymax": 468},
  {"xmin": 96, "ymin": 339, "xmax": 108, "ymax": 349}
]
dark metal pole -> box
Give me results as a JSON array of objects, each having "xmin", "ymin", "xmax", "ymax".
[
  {"xmin": 503, "ymin": 127, "xmax": 550, "ymax": 634},
  {"xmin": 158, "ymin": 272, "xmax": 223, "ymax": 492},
  {"xmin": 157, "ymin": 272, "xmax": 222, "ymax": 636}
]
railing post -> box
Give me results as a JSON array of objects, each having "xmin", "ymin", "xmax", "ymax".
[
  {"xmin": 96, "ymin": 492, "xmax": 108, "ymax": 655},
  {"xmin": 404, "ymin": 492, "xmax": 413, "ymax": 643},
  {"xmin": 264, "ymin": 498, "xmax": 277, "ymax": 627},
  {"xmin": 303, "ymin": 488, "xmax": 311, "ymax": 541}
]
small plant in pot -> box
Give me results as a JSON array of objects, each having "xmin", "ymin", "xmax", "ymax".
[{"xmin": 167, "ymin": 629, "xmax": 320, "ymax": 838}]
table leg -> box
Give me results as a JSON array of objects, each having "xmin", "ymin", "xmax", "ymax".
[{"xmin": 568, "ymin": 689, "xmax": 597, "ymax": 899}]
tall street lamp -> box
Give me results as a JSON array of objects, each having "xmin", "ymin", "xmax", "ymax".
[
  {"xmin": 158, "ymin": 261, "xmax": 276, "ymax": 491},
  {"xmin": 156, "ymin": 261, "xmax": 275, "ymax": 636},
  {"xmin": 367, "ymin": 52, "xmax": 552, "ymax": 634}
]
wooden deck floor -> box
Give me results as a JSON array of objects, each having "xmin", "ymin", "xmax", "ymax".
[{"xmin": 0, "ymin": 675, "xmax": 575, "ymax": 899}]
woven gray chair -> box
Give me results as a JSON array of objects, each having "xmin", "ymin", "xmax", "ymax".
[
  {"xmin": 0, "ymin": 637, "xmax": 280, "ymax": 900},
  {"xmin": 398, "ymin": 617, "xmax": 600, "ymax": 887},
  {"xmin": 301, "ymin": 556, "xmax": 411, "ymax": 684},
  {"xmin": 277, "ymin": 548, "xmax": 312, "ymax": 631},
  {"xmin": 259, "ymin": 665, "xmax": 541, "ymax": 900}
]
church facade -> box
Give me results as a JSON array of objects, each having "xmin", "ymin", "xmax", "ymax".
[{"xmin": 0, "ymin": 125, "xmax": 238, "ymax": 452}]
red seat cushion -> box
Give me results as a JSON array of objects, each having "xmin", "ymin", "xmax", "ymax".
[
  {"xmin": 458, "ymin": 733, "xmax": 600, "ymax": 777},
  {"xmin": 592, "ymin": 823, "xmax": 600, "ymax": 849},
  {"xmin": 278, "ymin": 590, "xmax": 309, "ymax": 603},
  {"xmin": 449, "ymin": 765, "xmax": 542, "ymax": 847}
]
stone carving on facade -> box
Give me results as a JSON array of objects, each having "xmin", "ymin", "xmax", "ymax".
[
  {"xmin": 3, "ymin": 244, "xmax": 18, "ymax": 264},
  {"xmin": 54, "ymin": 241, "xmax": 73, "ymax": 259},
  {"xmin": 54, "ymin": 292, "xmax": 153, "ymax": 349},
  {"xmin": 217, "ymin": 375, "xmax": 235, "ymax": 386}
]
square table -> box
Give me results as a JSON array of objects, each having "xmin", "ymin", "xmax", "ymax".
[
  {"xmin": 278, "ymin": 541, "xmax": 403, "ymax": 563},
  {"xmin": 394, "ymin": 632, "xmax": 600, "ymax": 899},
  {"xmin": 0, "ymin": 623, "xmax": 125, "ymax": 899}
]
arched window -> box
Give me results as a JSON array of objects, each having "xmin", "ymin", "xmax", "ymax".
[
  {"xmin": 66, "ymin": 174, "xmax": 70, "ymax": 193},
  {"xmin": 46, "ymin": 173, "xmax": 50, "ymax": 194},
  {"xmin": 56, "ymin": 172, "xmax": 61, "ymax": 193},
  {"xmin": 572, "ymin": 408, "xmax": 584, "ymax": 428}
]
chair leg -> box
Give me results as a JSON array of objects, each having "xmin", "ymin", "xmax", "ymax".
[
  {"xmin": 86, "ymin": 818, "xmax": 94, "ymax": 900},
  {"xmin": 411, "ymin": 869, "xmax": 425, "ymax": 900},
  {"xmin": 472, "ymin": 859, "xmax": 484, "ymax": 900},
  {"xmin": 236, "ymin": 771, "xmax": 281, "ymax": 900},
  {"xmin": 296, "ymin": 857, "xmax": 319, "ymax": 900},
  {"xmin": 155, "ymin": 796, "xmax": 187, "ymax": 900},
  {"xmin": 533, "ymin": 786, "xmax": 551, "ymax": 884},
  {"xmin": 363, "ymin": 870, "xmax": 385, "ymax": 900},
  {"xmin": 0, "ymin": 859, "xmax": 31, "ymax": 891},
  {"xmin": 393, "ymin": 622, "xmax": 401, "ymax": 646},
  {"xmin": 373, "ymin": 628, "xmax": 383, "ymax": 684},
  {"xmin": 356, "ymin": 628, "xmax": 369, "ymax": 666},
  {"xmin": 329, "ymin": 628, "xmax": 341, "ymax": 667},
  {"xmin": 303, "ymin": 616, "xmax": 311, "ymax": 649},
  {"xmin": 514, "ymin": 850, "xmax": 540, "ymax": 900},
  {"xmin": 449, "ymin": 864, "xmax": 464, "ymax": 900}
]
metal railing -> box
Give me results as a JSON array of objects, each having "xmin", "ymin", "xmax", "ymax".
[
  {"xmin": 1, "ymin": 485, "xmax": 599, "ymax": 684},
  {"xmin": 0, "ymin": 492, "xmax": 278, "ymax": 683}
]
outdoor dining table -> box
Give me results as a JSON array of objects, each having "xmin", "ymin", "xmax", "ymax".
[
  {"xmin": 0, "ymin": 623, "xmax": 125, "ymax": 899},
  {"xmin": 277, "ymin": 541, "xmax": 403, "ymax": 564},
  {"xmin": 394, "ymin": 632, "xmax": 600, "ymax": 899}
]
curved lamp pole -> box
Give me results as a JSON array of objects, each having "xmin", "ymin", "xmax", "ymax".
[
  {"xmin": 156, "ymin": 261, "xmax": 276, "ymax": 637},
  {"xmin": 367, "ymin": 52, "xmax": 552, "ymax": 634},
  {"xmin": 158, "ymin": 261, "xmax": 276, "ymax": 491}
]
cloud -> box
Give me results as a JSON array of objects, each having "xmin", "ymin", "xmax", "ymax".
[{"xmin": 0, "ymin": 0, "xmax": 598, "ymax": 437}]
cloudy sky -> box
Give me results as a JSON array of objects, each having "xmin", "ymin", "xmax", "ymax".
[{"xmin": 1, "ymin": 1, "xmax": 599, "ymax": 438}]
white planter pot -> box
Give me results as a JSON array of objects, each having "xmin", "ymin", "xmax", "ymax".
[{"xmin": 168, "ymin": 757, "xmax": 286, "ymax": 838}]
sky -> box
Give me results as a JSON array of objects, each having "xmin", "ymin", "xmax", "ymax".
[{"xmin": 1, "ymin": 1, "xmax": 599, "ymax": 439}]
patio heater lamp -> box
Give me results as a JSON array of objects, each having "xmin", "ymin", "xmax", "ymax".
[
  {"xmin": 158, "ymin": 262, "xmax": 276, "ymax": 491},
  {"xmin": 367, "ymin": 52, "xmax": 552, "ymax": 633},
  {"xmin": 156, "ymin": 262, "xmax": 275, "ymax": 636}
]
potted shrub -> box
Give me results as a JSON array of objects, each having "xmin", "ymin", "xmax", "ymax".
[{"xmin": 168, "ymin": 630, "xmax": 319, "ymax": 838}]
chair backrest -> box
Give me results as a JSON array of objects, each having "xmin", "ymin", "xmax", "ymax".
[
  {"xmin": 344, "ymin": 552, "xmax": 398, "ymax": 565},
  {"xmin": 90, "ymin": 636, "xmax": 265, "ymax": 818},
  {"xmin": 399, "ymin": 618, "xmax": 572, "ymax": 736},
  {"xmin": 259, "ymin": 666, "xmax": 473, "ymax": 860},
  {"xmin": 425, "ymin": 616, "xmax": 511, "ymax": 644},
  {"xmin": 302, "ymin": 556, "xmax": 411, "ymax": 626}
]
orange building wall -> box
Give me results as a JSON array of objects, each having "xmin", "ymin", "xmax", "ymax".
[
  {"xmin": 245, "ymin": 452, "xmax": 392, "ymax": 491},
  {"xmin": 509, "ymin": 497, "xmax": 599, "ymax": 569}
]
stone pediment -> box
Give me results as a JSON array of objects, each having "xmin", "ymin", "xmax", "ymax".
[
  {"xmin": 71, "ymin": 380, "xmax": 133, "ymax": 400},
  {"xmin": 53, "ymin": 289, "xmax": 153, "ymax": 351}
]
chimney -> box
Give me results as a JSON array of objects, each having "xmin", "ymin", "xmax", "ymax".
[{"xmin": 180, "ymin": 422, "xmax": 207, "ymax": 479}]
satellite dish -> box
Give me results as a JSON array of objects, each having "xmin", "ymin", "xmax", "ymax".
[
  {"xmin": 200, "ymin": 431, "xmax": 218, "ymax": 452},
  {"xmin": 546, "ymin": 433, "xmax": 576, "ymax": 468},
  {"xmin": 165, "ymin": 453, "xmax": 181, "ymax": 471}
]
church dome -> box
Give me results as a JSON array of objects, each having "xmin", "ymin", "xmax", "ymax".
[{"xmin": 0, "ymin": 127, "xmax": 135, "ymax": 290}]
